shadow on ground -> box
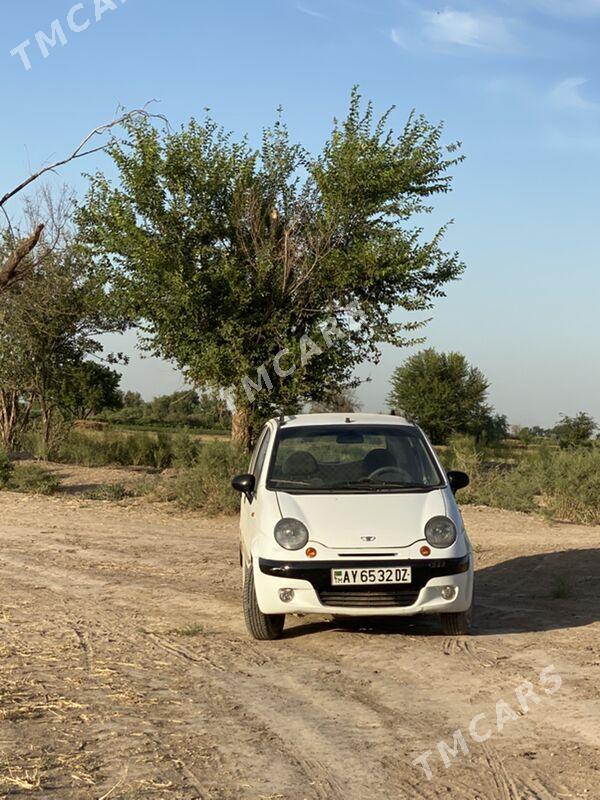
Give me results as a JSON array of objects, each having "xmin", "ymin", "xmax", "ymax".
[{"xmin": 282, "ymin": 549, "xmax": 600, "ymax": 639}]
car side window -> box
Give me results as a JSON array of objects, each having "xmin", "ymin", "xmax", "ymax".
[{"xmin": 253, "ymin": 428, "xmax": 272, "ymax": 485}]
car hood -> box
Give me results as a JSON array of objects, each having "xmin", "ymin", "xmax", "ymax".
[{"xmin": 276, "ymin": 489, "xmax": 448, "ymax": 550}]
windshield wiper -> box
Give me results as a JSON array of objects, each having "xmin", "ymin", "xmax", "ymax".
[
  {"xmin": 329, "ymin": 481, "xmax": 439, "ymax": 492},
  {"xmin": 271, "ymin": 479, "xmax": 315, "ymax": 488}
]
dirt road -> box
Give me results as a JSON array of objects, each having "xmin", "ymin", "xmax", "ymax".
[{"xmin": 1, "ymin": 487, "xmax": 599, "ymax": 799}]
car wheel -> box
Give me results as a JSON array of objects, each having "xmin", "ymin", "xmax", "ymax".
[
  {"xmin": 243, "ymin": 564, "xmax": 285, "ymax": 641},
  {"xmin": 440, "ymin": 596, "xmax": 473, "ymax": 635}
]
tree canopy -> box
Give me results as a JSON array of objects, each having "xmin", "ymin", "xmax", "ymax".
[
  {"xmin": 79, "ymin": 89, "xmax": 465, "ymax": 445},
  {"xmin": 0, "ymin": 216, "xmax": 124, "ymax": 450},
  {"xmin": 55, "ymin": 361, "xmax": 123, "ymax": 421},
  {"xmin": 388, "ymin": 349, "xmax": 505, "ymax": 444},
  {"xmin": 553, "ymin": 412, "xmax": 597, "ymax": 449}
]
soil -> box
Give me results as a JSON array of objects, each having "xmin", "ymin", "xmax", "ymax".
[{"xmin": 1, "ymin": 466, "xmax": 599, "ymax": 799}]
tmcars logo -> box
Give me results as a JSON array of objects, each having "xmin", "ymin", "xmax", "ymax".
[{"xmin": 10, "ymin": 0, "xmax": 129, "ymax": 72}]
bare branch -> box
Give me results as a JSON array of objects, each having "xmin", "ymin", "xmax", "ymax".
[{"xmin": 0, "ymin": 105, "xmax": 168, "ymax": 210}]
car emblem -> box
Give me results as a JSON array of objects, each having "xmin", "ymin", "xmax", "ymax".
[{"xmin": 361, "ymin": 536, "xmax": 376, "ymax": 542}]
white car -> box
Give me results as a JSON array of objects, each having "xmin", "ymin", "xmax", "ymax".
[{"xmin": 232, "ymin": 413, "xmax": 473, "ymax": 640}]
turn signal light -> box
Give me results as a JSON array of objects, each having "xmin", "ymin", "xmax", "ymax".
[
  {"xmin": 420, "ymin": 545, "xmax": 431, "ymax": 557},
  {"xmin": 306, "ymin": 547, "xmax": 317, "ymax": 558}
]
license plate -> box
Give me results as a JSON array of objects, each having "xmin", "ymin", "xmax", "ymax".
[{"xmin": 331, "ymin": 567, "xmax": 412, "ymax": 586}]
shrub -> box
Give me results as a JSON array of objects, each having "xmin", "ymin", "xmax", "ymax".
[
  {"xmin": 171, "ymin": 430, "xmax": 200, "ymax": 468},
  {"xmin": 446, "ymin": 437, "xmax": 600, "ymax": 524},
  {"xmin": 0, "ymin": 449, "xmax": 13, "ymax": 488},
  {"xmin": 443, "ymin": 434, "xmax": 485, "ymax": 478},
  {"xmin": 538, "ymin": 447, "xmax": 600, "ymax": 525},
  {"xmin": 8, "ymin": 464, "xmax": 60, "ymax": 495},
  {"xmin": 165, "ymin": 442, "xmax": 247, "ymax": 515},
  {"xmin": 29, "ymin": 430, "xmax": 176, "ymax": 469}
]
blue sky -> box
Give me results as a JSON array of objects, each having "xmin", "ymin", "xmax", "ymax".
[{"xmin": 1, "ymin": 0, "xmax": 599, "ymax": 427}]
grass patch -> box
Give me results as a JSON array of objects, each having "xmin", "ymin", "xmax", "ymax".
[
  {"xmin": 171, "ymin": 623, "xmax": 205, "ymax": 637},
  {"xmin": 7, "ymin": 464, "xmax": 60, "ymax": 496},
  {"xmin": 82, "ymin": 483, "xmax": 135, "ymax": 501}
]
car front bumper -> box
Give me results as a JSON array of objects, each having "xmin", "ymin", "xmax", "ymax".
[{"xmin": 254, "ymin": 555, "xmax": 473, "ymax": 616}]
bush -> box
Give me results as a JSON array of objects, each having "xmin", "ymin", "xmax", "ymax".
[
  {"xmin": 164, "ymin": 442, "xmax": 247, "ymax": 515},
  {"xmin": 8, "ymin": 464, "xmax": 60, "ymax": 495},
  {"xmin": 25, "ymin": 430, "xmax": 176, "ymax": 469},
  {"xmin": 537, "ymin": 447, "xmax": 600, "ymax": 525},
  {"xmin": 171, "ymin": 430, "xmax": 200, "ymax": 468},
  {"xmin": 0, "ymin": 449, "xmax": 13, "ymax": 488},
  {"xmin": 445, "ymin": 436, "xmax": 600, "ymax": 524}
]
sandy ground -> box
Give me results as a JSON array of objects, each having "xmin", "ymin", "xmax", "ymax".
[{"xmin": 0, "ymin": 473, "xmax": 599, "ymax": 799}]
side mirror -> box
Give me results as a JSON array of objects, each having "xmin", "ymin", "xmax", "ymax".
[
  {"xmin": 232, "ymin": 473, "xmax": 256, "ymax": 498},
  {"xmin": 447, "ymin": 470, "xmax": 470, "ymax": 494}
]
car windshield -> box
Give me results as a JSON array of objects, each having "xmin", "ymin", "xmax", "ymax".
[{"xmin": 267, "ymin": 425, "xmax": 444, "ymax": 493}]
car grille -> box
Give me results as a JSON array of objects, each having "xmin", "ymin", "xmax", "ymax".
[{"xmin": 318, "ymin": 588, "xmax": 421, "ymax": 608}]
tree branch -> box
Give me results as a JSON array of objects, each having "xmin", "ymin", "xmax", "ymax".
[
  {"xmin": 0, "ymin": 224, "xmax": 44, "ymax": 290},
  {"xmin": 0, "ymin": 105, "xmax": 168, "ymax": 294},
  {"xmin": 0, "ymin": 105, "xmax": 168, "ymax": 210}
]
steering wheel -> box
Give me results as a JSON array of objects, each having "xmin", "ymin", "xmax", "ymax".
[{"xmin": 367, "ymin": 466, "xmax": 413, "ymax": 483}]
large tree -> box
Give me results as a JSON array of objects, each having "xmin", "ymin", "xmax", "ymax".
[
  {"xmin": 79, "ymin": 90, "xmax": 465, "ymax": 446},
  {"xmin": 0, "ymin": 224, "xmax": 124, "ymax": 450},
  {"xmin": 388, "ymin": 349, "xmax": 495, "ymax": 444}
]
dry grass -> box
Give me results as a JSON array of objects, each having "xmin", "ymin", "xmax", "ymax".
[{"xmin": 0, "ymin": 767, "xmax": 42, "ymax": 791}]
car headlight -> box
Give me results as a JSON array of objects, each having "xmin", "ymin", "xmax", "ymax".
[
  {"xmin": 425, "ymin": 516, "xmax": 457, "ymax": 548},
  {"xmin": 274, "ymin": 518, "xmax": 309, "ymax": 551}
]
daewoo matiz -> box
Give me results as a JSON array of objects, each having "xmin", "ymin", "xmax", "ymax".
[{"xmin": 232, "ymin": 413, "xmax": 473, "ymax": 640}]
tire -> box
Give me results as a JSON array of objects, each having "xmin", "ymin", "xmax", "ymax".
[
  {"xmin": 243, "ymin": 564, "xmax": 285, "ymax": 641},
  {"xmin": 440, "ymin": 600, "xmax": 473, "ymax": 636}
]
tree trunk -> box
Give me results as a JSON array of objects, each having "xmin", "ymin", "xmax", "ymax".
[
  {"xmin": 0, "ymin": 391, "xmax": 18, "ymax": 451},
  {"xmin": 39, "ymin": 395, "xmax": 52, "ymax": 452},
  {"xmin": 0, "ymin": 390, "xmax": 32, "ymax": 452},
  {"xmin": 231, "ymin": 406, "xmax": 253, "ymax": 451}
]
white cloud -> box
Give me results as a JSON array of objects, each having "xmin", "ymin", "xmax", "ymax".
[
  {"xmin": 421, "ymin": 9, "xmax": 515, "ymax": 50},
  {"xmin": 297, "ymin": 5, "xmax": 328, "ymax": 19},
  {"xmin": 549, "ymin": 77, "xmax": 599, "ymax": 111}
]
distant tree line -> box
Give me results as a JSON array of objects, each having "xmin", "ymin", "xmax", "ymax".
[
  {"xmin": 388, "ymin": 348, "xmax": 597, "ymax": 449},
  {"xmin": 517, "ymin": 412, "xmax": 598, "ymax": 450},
  {"xmin": 103, "ymin": 388, "xmax": 231, "ymax": 431}
]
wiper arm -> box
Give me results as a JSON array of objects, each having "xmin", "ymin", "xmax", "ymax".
[
  {"xmin": 330, "ymin": 481, "xmax": 438, "ymax": 492},
  {"xmin": 271, "ymin": 479, "xmax": 314, "ymax": 488}
]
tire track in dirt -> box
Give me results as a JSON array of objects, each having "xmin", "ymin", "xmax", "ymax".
[
  {"xmin": 1, "ymin": 497, "xmax": 599, "ymax": 799},
  {"xmin": 0, "ymin": 549, "xmax": 586, "ymax": 799}
]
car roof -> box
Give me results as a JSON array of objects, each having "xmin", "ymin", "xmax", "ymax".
[{"xmin": 271, "ymin": 413, "xmax": 414, "ymax": 428}]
